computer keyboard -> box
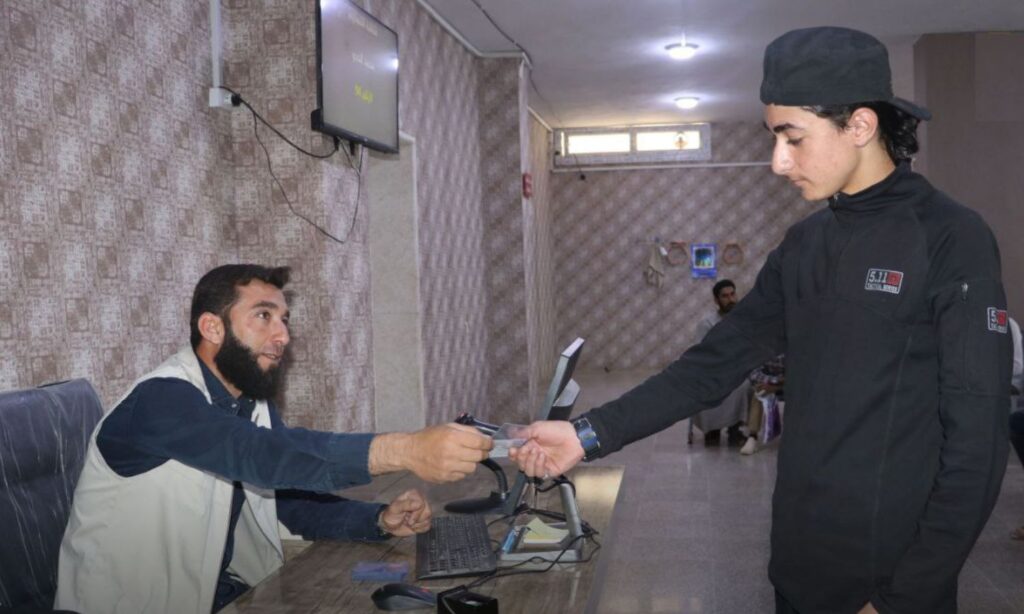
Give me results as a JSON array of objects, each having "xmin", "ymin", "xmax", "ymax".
[{"xmin": 416, "ymin": 514, "xmax": 497, "ymax": 579}]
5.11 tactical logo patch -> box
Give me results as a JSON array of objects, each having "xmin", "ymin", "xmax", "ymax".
[
  {"xmin": 988, "ymin": 307, "xmax": 1009, "ymax": 334},
  {"xmin": 865, "ymin": 269, "xmax": 904, "ymax": 295}
]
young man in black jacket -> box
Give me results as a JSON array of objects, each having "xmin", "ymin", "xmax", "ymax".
[{"xmin": 512, "ymin": 27, "xmax": 1011, "ymax": 614}]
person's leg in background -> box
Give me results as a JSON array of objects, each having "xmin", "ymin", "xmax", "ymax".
[
  {"xmin": 742, "ymin": 390, "xmax": 763, "ymax": 455},
  {"xmin": 726, "ymin": 421, "xmax": 747, "ymax": 446}
]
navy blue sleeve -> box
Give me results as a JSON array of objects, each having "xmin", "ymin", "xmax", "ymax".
[
  {"xmin": 276, "ymin": 490, "xmax": 388, "ymax": 542},
  {"xmin": 97, "ymin": 378, "xmax": 374, "ymax": 493}
]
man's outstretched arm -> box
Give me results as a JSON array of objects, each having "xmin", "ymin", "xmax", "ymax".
[
  {"xmin": 369, "ymin": 424, "xmax": 493, "ymax": 483},
  {"xmin": 512, "ymin": 245, "xmax": 788, "ymax": 477},
  {"xmin": 103, "ymin": 388, "xmax": 493, "ymax": 489}
]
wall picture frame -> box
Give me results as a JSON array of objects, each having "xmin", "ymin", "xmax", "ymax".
[{"xmin": 690, "ymin": 243, "xmax": 717, "ymax": 279}]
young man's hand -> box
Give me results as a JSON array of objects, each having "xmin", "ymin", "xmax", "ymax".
[
  {"xmin": 378, "ymin": 489, "xmax": 432, "ymax": 537},
  {"xmin": 369, "ymin": 424, "xmax": 492, "ymax": 483},
  {"xmin": 509, "ymin": 421, "xmax": 584, "ymax": 478}
]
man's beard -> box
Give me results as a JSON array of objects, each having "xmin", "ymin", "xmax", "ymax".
[
  {"xmin": 214, "ymin": 326, "xmax": 284, "ymax": 400},
  {"xmin": 719, "ymin": 302, "xmax": 735, "ymax": 314}
]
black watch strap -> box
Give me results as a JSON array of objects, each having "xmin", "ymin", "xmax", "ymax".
[{"xmin": 572, "ymin": 416, "xmax": 601, "ymax": 462}]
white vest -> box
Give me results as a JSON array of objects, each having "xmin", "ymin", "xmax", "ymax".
[{"xmin": 55, "ymin": 348, "xmax": 284, "ymax": 614}]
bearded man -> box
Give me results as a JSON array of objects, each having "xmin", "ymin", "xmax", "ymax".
[
  {"xmin": 56, "ymin": 264, "xmax": 491, "ymax": 614},
  {"xmin": 690, "ymin": 279, "xmax": 750, "ymax": 445}
]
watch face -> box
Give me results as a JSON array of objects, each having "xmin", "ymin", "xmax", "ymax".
[{"xmin": 573, "ymin": 418, "xmax": 600, "ymax": 461}]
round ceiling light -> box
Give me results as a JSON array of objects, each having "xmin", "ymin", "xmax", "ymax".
[
  {"xmin": 675, "ymin": 96, "xmax": 700, "ymax": 109},
  {"xmin": 666, "ymin": 43, "xmax": 699, "ymax": 60}
]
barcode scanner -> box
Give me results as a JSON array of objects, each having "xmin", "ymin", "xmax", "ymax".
[
  {"xmin": 455, "ymin": 412, "xmax": 499, "ymax": 436},
  {"xmin": 448, "ymin": 413, "xmax": 508, "ymax": 514}
]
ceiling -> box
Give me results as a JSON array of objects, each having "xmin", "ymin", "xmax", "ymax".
[{"xmin": 420, "ymin": 0, "xmax": 1024, "ymax": 128}]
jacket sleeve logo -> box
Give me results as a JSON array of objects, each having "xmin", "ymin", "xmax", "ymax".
[
  {"xmin": 987, "ymin": 307, "xmax": 1009, "ymax": 333},
  {"xmin": 864, "ymin": 269, "xmax": 904, "ymax": 295}
]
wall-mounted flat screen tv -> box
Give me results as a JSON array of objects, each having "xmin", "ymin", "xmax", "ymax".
[{"xmin": 311, "ymin": 0, "xmax": 399, "ymax": 153}]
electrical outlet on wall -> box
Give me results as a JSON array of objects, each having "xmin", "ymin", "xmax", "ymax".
[{"xmin": 208, "ymin": 88, "xmax": 233, "ymax": 108}]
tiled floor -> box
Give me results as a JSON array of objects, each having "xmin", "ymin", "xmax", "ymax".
[{"xmin": 575, "ymin": 368, "xmax": 1024, "ymax": 614}]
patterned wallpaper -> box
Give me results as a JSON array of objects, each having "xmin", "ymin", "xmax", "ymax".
[
  {"xmin": 0, "ymin": 0, "xmax": 501, "ymax": 432},
  {"xmin": 222, "ymin": 0, "xmax": 376, "ymax": 433},
  {"xmin": 477, "ymin": 58, "xmax": 531, "ymax": 423},
  {"xmin": 551, "ymin": 122, "xmax": 819, "ymax": 370},
  {"xmin": 0, "ymin": 1, "xmax": 234, "ymax": 405},
  {"xmin": 223, "ymin": 0, "xmax": 495, "ymax": 430},
  {"xmin": 370, "ymin": 2, "xmax": 492, "ymax": 427},
  {"xmin": 525, "ymin": 114, "xmax": 557, "ymax": 409},
  {"xmin": 3, "ymin": 2, "xmax": 786, "ymax": 432}
]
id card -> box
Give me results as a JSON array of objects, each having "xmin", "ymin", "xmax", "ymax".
[
  {"xmin": 489, "ymin": 423, "xmax": 529, "ymax": 458},
  {"xmin": 352, "ymin": 561, "xmax": 409, "ymax": 582}
]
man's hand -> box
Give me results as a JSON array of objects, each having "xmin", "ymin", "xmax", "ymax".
[
  {"xmin": 379, "ymin": 489, "xmax": 432, "ymax": 537},
  {"xmin": 508, "ymin": 421, "xmax": 584, "ymax": 478},
  {"xmin": 369, "ymin": 424, "xmax": 492, "ymax": 483},
  {"xmin": 857, "ymin": 602, "xmax": 878, "ymax": 614}
]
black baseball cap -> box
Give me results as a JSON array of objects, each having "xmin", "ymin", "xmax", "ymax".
[{"xmin": 760, "ymin": 26, "xmax": 931, "ymax": 120}]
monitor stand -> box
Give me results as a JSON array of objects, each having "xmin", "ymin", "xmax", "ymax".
[
  {"xmin": 443, "ymin": 459, "xmax": 509, "ymax": 515},
  {"xmin": 498, "ymin": 481, "xmax": 585, "ymax": 565}
]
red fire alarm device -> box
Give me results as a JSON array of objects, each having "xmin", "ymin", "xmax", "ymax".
[{"xmin": 522, "ymin": 172, "xmax": 533, "ymax": 198}]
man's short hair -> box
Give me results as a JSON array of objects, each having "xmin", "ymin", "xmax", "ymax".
[
  {"xmin": 189, "ymin": 264, "xmax": 291, "ymax": 349},
  {"xmin": 712, "ymin": 279, "xmax": 735, "ymax": 300}
]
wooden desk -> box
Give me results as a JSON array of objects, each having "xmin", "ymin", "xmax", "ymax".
[{"xmin": 222, "ymin": 464, "xmax": 624, "ymax": 614}]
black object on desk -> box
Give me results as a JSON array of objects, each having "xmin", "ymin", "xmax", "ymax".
[
  {"xmin": 438, "ymin": 586, "xmax": 499, "ymax": 613},
  {"xmin": 446, "ymin": 414, "xmax": 510, "ymax": 515},
  {"xmin": 370, "ymin": 583, "xmax": 436, "ymax": 610},
  {"xmin": 416, "ymin": 515, "xmax": 497, "ymax": 580}
]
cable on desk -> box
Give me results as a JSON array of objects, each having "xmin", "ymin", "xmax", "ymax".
[
  {"xmin": 467, "ymin": 533, "xmax": 603, "ymax": 591},
  {"xmin": 486, "ymin": 512, "xmax": 518, "ymax": 549}
]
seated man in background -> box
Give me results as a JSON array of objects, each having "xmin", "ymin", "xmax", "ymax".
[
  {"xmin": 690, "ymin": 279, "xmax": 749, "ymax": 445},
  {"xmin": 56, "ymin": 264, "xmax": 493, "ymax": 614}
]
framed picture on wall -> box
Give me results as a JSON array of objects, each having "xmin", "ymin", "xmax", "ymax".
[{"xmin": 690, "ymin": 243, "xmax": 717, "ymax": 278}]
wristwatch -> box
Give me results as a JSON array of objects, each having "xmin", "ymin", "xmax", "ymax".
[{"xmin": 571, "ymin": 416, "xmax": 602, "ymax": 462}]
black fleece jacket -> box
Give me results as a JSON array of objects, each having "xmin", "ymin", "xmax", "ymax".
[{"xmin": 584, "ymin": 164, "xmax": 1011, "ymax": 613}]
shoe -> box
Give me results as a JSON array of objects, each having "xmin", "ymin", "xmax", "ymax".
[
  {"xmin": 740, "ymin": 437, "xmax": 759, "ymax": 455},
  {"xmin": 703, "ymin": 430, "xmax": 721, "ymax": 446},
  {"xmin": 726, "ymin": 427, "xmax": 747, "ymax": 447}
]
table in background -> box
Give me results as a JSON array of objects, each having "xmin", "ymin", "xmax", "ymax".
[{"xmin": 222, "ymin": 464, "xmax": 624, "ymax": 614}]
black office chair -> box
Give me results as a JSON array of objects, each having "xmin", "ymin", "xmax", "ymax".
[{"xmin": 0, "ymin": 380, "xmax": 102, "ymax": 612}]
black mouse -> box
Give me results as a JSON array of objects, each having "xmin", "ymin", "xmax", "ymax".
[{"xmin": 370, "ymin": 582, "xmax": 437, "ymax": 610}]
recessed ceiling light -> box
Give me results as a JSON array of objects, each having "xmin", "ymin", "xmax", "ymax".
[
  {"xmin": 666, "ymin": 43, "xmax": 698, "ymax": 60},
  {"xmin": 675, "ymin": 96, "xmax": 699, "ymax": 109}
]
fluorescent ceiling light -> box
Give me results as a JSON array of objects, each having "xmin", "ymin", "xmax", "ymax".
[
  {"xmin": 675, "ymin": 97, "xmax": 699, "ymax": 109},
  {"xmin": 666, "ymin": 43, "xmax": 698, "ymax": 60}
]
